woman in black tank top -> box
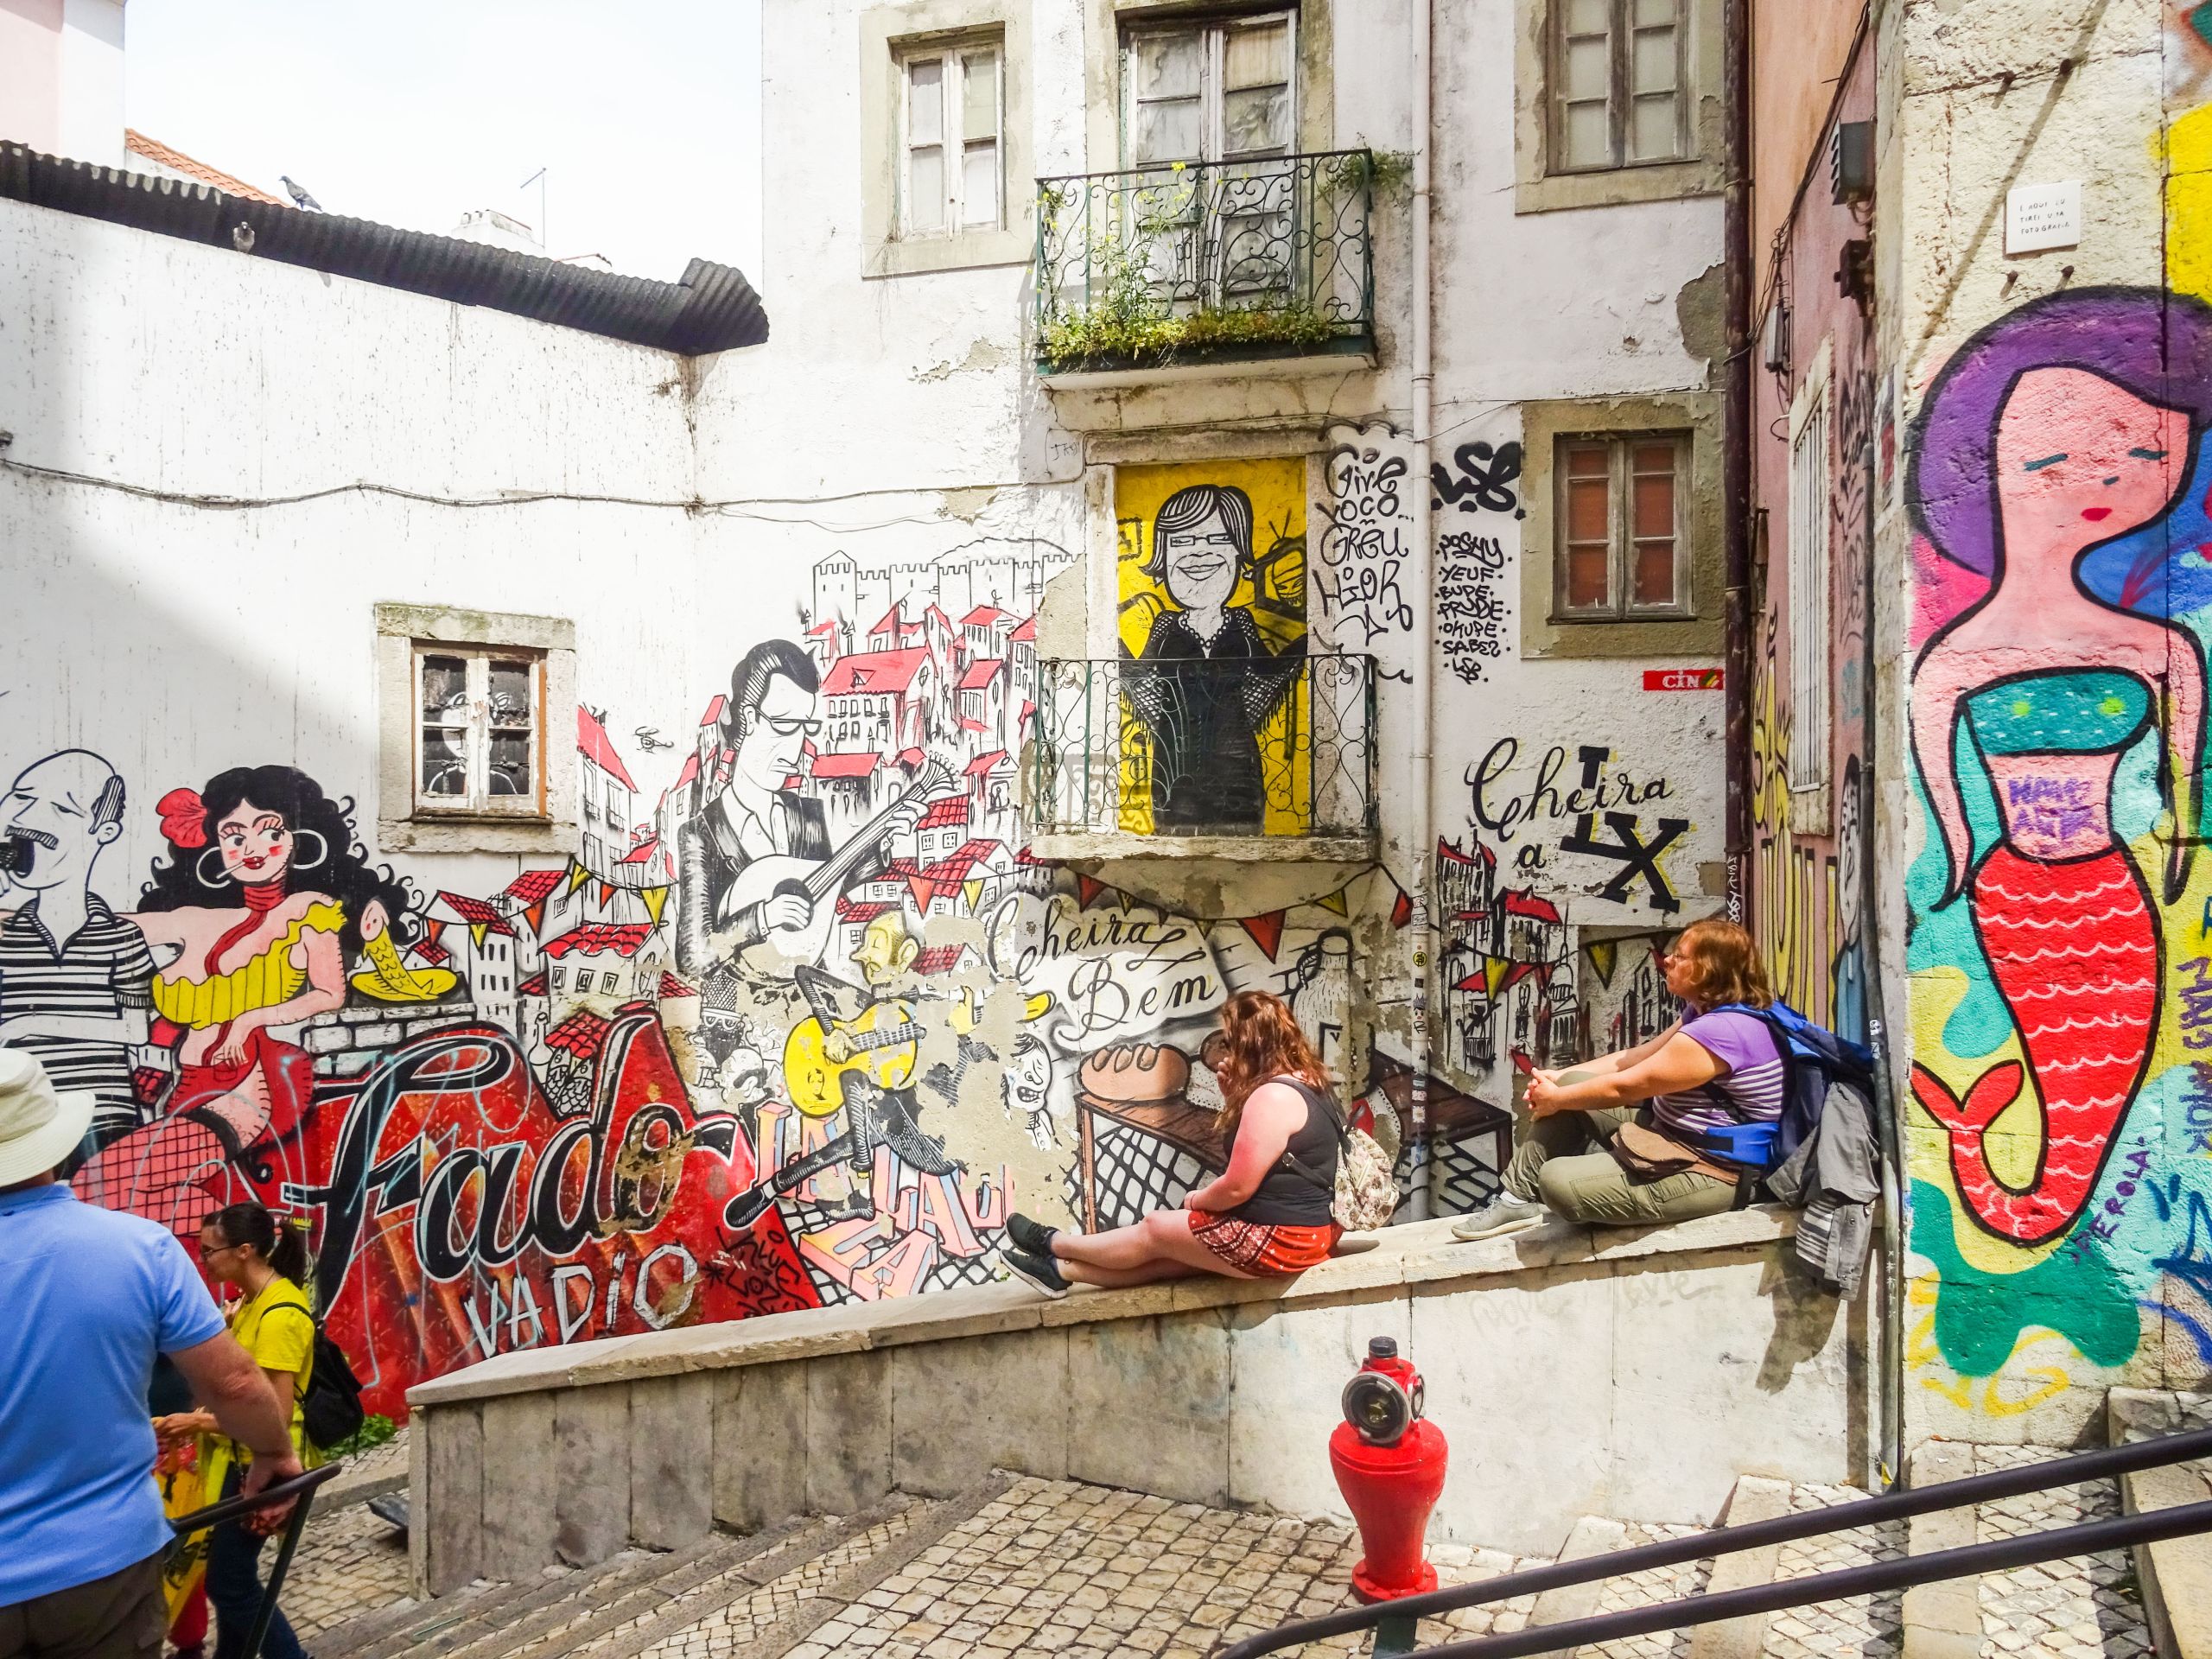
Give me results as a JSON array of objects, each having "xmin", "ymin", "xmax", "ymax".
[{"xmin": 998, "ymin": 992, "xmax": 1344, "ymax": 1298}]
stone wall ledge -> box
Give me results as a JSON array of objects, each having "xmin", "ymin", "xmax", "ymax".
[{"xmin": 408, "ymin": 1207, "xmax": 1800, "ymax": 1409}]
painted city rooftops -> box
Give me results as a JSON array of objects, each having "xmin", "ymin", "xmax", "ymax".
[
  {"xmin": 811, "ymin": 752, "xmax": 884, "ymax": 780},
  {"xmin": 911, "ymin": 943, "xmax": 977, "ymax": 975},
  {"xmin": 961, "ymin": 605, "xmax": 1010, "ymax": 627},
  {"xmin": 618, "ymin": 836, "xmax": 660, "ymax": 865},
  {"xmin": 1501, "ymin": 892, "xmax": 1564, "ymax": 924},
  {"xmin": 657, "ymin": 971, "xmax": 696, "ymax": 998},
  {"xmin": 957, "ymin": 658, "xmax": 1004, "ymax": 690},
  {"xmin": 543, "ymin": 923, "xmax": 654, "ymax": 959},
  {"xmin": 1009, "ymin": 617, "xmax": 1037, "ymax": 643},
  {"xmin": 577, "ymin": 708, "xmax": 640, "ymax": 791},
  {"xmin": 964, "ymin": 749, "xmax": 1009, "ymax": 776},
  {"xmin": 517, "ymin": 971, "xmax": 549, "ymax": 998},
  {"xmin": 435, "ymin": 892, "xmax": 517, "ymax": 935},
  {"xmin": 917, "ymin": 796, "xmax": 969, "ymax": 830},
  {"xmin": 504, "ymin": 868, "xmax": 567, "ymax": 906},
  {"xmin": 698, "ymin": 695, "xmax": 727, "ymax": 729},
  {"xmin": 823, "ymin": 648, "xmax": 931, "ymax": 697},
  {"xmin": 545, "ymin": 1009, "xmax": 612, "ymax": 1058}
]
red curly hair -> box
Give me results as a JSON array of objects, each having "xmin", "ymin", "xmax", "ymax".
[{"xmin": 1211, "ymin": 990, "xmax": 1332, "ymax": 1135}]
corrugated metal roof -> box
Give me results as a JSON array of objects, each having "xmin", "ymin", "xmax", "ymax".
[{"xmin": 0, "ymin": 143, "xmax": 769, "ymax": 358}]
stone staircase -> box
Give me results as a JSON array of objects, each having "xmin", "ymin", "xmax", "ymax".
[{"xmin": 276, "ymin": 1452, "xmax": 2165, "ymax": 1659}]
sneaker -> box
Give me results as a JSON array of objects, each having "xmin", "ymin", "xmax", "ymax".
[
  {"xmin": 1005, "ymin": 1211, "xmax": 1058, "ymax": 1256},
  {"xmin": 1001, "ymin": 1244, "xmax": 1070, "ymax": 1299},
  {"xmin": 1451, "ymin": 1192, "xmax": 1548, "ymax": 1242}
]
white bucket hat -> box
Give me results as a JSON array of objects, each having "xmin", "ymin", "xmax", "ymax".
[{"xmin": 0, "ymin": 1048, "xmax": 95, "ymax": 1186}]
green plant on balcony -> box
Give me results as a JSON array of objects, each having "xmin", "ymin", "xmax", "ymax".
[{"xmin": 1035, "ymin": 159, "xmax": 1359, "ymax": 372}]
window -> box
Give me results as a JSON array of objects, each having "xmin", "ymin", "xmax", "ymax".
[
  {"xmin": 415, "ymin": 648, "xmax": 544, "ymax": 815},
  {"xmin": 1553, "ymin": 435, "xmax": 1688, "ymax": 619},
  {"xmin": 377, "ymin": 606, "xmax": 575, "ymax": 853},
  {"xmin": 1121, "ymin": 12, "xmax": 1294, "ymax": 166},
  {"xmin": 1551, "ymin": 0, "xmax": 1687, "ymax": 174},
  {"xmin": 1788, "ymin": 384, "xmax": 1832, "ymax": 795},
  {"xmin": 899, "ymin": 40, "xmax": 1001, "ymax": 237}
]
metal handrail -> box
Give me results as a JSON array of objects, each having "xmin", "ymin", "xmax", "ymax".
[
  {"xmin": 1393, "ymin": 1498, "xmax": 2212, "ymax": 1659},
  {"xmin": 169, "ymin": 1461, "xmax": 344, "ymax": 1659},
  {"xmin": 1217, "ymin": 1424, "xmax": 2212, "ymax": 1659}
]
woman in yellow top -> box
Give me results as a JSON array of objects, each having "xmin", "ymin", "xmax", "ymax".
[
  {"xmin": 80, "ymin": 767, "xmax": 415, "ymax": 1222},
  {"xmin": 156, "ymin": 1203, "xmax": 317, "ymax": 1659}
]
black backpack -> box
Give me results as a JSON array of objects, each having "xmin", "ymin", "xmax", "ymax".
[{"xmin": 274, "ymin": 1305, "xmax": 367, "ymax": 1452}]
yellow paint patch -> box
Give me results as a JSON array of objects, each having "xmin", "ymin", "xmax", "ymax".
[{"xmin": 2165, "ymin": 101, "xmax": 2212, "ymax": 302}]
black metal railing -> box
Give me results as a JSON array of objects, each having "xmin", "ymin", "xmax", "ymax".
[
  {"xmin": 1033, "ymin": 149, "xmax": 1376, "ymax": 374},
  {"xmin": 1217, "ymin": 1426, "xmax": 2212, "ymax": 1659},
  {"xmin": 1027, "ymin": 653, "xmax": 1377, "ymax": 841},
  {"xmin": 169, "ymin": 1463, "xmax": 343, "ymax": 1659}
]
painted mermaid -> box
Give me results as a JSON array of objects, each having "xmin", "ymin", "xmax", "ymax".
[{"xmin": 1909, "ymin": 289, "xmax": 2212, "ymax": 1244}]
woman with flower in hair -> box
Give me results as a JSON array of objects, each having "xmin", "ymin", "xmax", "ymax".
[
  {"xmin": 76, "ymin": 766, "xmax": 412, "ymax": 1224},
  {"xmin": 1908, "ymin": 288, "xmax": 2212, "ymax": 1245},
  {"xmin": 997, "ymin": 990, "xmax": 1341, "ymax": 1294}
]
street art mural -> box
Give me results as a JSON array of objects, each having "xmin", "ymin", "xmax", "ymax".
[
  {"xmin": 0, "ymin": 495, "xmax": 1522, "ymax": 1415},
  {"xmin": 1902, "ymin": 285, "xmax": 2212, "ymax": 1427},
  {"xmin": 1115, "ymin": 458, "xmax": 1309, "ymax": 836}
]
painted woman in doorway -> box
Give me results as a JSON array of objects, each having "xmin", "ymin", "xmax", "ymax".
[
  {"xmin": 75, "ymin": 766, "xmax": 414, "ymax": 1229},
  {"xmin": 1907, "ymin": 289, "xmax": 2212, "ymax": 1245},
  {"xmin": 1125, "ymin": 484, "xmax": 1304, "ymax": 832}
]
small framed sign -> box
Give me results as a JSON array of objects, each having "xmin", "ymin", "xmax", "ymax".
[
  {"xmin": 1643, "ymin": 668, "xmax": 1723, "ymax": 691},
  {"xmin": 2005, "ymin": 181, "xmax": 2082, "ymax": 254}
]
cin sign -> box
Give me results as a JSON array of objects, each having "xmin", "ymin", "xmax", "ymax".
[{"xmin": 1643, "ymin": 669, "xmax": 1724, "ymax": 691}]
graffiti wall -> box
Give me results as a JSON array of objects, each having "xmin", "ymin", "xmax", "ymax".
[
  {"xmin": 1884, "ymin": 12, "xmax": 2212, "ymax": 1441},
  {"xmin": 1748, "ymin": 44, "xmax": 1877, "ymax": 1041}
]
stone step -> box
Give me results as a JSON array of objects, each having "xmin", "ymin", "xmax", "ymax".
[
  {"xmin": 1901, "ymin": 1441, "xmax": 2148, "ymax": 1659},
  {"xmin": 2108, "ymin": 1391, "xmax": 2212, "ymax": 1659}
]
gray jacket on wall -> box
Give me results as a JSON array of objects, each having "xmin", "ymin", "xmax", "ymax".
[{"xmin": 1764, "ymin": 1079, "xmax": 1881, "ymax": 1299}]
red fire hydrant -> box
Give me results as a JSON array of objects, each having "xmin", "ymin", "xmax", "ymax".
[{"xmin": 1329, "ymin": 1337, "xmax": 1449, "ymax": 1601}]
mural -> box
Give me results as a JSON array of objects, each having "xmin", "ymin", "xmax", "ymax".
[
  {"xmin": 1901, "ymin": 284, "xmax": 2212, "ymax": 1426},
  {"xmin": 0, "ymin": 488, "xmax": 1523, "ymax": 1413},
  {"xmin": 1115, "ymin": 458, "xmax": 1308, "ymax": 836}
]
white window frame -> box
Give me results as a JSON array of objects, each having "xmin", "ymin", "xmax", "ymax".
[
  {"xmin": 1118, "ymin": 10, "xmax": 1297, "ymax": 168},
  {"xmin": 412, "ymin": 645, "xmax": 547, "ymax": 818},
  {"xmin": 896, "ymin": 35, "xmax": 1005, "ymax": 239},
  {"xmin": 1787, "ymin": 344, "xmax": 1834, "ymax": 810},
  {"xmin": 1550, "ymin": 0, "xmax": 1689, "ymax": 175},
  {"xmin": 1551, "ymin": 431, "xmax": 1693, "ymax": 621}
]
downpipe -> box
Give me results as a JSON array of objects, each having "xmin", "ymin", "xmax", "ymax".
[{"xmin": 1406, "ymin": 0, "xmax": 1435, "ymax": 1221}]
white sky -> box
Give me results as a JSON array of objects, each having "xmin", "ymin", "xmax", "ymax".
[{"xmin": 124, "ymin": 0, "xmax": 764, "ymax": 283}]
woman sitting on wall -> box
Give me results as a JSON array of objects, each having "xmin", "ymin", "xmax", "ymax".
[
  {"xmin": 1451, "ymin": 917, "xmax": 1783, "ymax": 1241},
  {"xmin": 999, "ymin": 989, "xmax": 1341, "ymax": 1296}
]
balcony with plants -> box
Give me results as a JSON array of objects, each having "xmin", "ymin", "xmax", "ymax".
[{"xmin": 1030, "ymin": 149, "xmax": 1380, "ymax": 383}]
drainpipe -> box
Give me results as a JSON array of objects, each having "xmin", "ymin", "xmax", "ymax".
[
  {"xmin": 1721, "ymin": 0, "xmax": 1753, "ymax": 907},
  {"xmin": 1406, "ymin": 0, "xmax": 1435, "ymax": 1221}
]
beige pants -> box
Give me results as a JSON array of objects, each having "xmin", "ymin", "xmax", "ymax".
[{"xmin": 1502, "ymin": 1106, "xmax": 1737, "ymax": 1227}]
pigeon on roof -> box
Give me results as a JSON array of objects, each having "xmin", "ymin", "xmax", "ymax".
[{"xmin": 280, "ymin": 175, "xmax": 325, "ymax": 212}]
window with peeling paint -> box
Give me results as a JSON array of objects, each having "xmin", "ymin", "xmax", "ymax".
[
  {"xmin": 898, "ymin": 38, "xmax": 1004, "ymax": 238},
  {"xmin": 1551, "ymin": 0, "xmax": 1688, "ymax": 174},
  {"xmin": 1552, "ymin": 434, "xmax": 1689, "ymax": 620}
]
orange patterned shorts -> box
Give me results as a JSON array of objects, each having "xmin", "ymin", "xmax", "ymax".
[{"xmin": 1186, "ymin": 1209, "xmax": 1341, "ymax": 1275}]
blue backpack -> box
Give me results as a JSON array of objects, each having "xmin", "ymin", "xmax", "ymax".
[{"xmin": 1683, "ymin": 1001, "xmax": 1875, "ymax": 1187}]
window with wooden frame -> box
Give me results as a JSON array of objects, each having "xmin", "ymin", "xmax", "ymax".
[
  {"xmin": 1120, "ymin": 11, "xmax": 1295, "ymax": 167},
  {"xmin": 1554, "ymin": 434, "xmax": 1690, "ymax": 620},
  {"xmin": 414, "ymin": 646, "xmax": 546, "ymax": 816},
  {"xmin": 1551, "ymin": 0, "xmax": 1688, "ymax": 174},
  {"xmin": 898, "ymin": 36, "xmax": 1003, "ymax": 238}
]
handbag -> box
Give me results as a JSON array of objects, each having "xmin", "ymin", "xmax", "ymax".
[{"xmin": 1610, "ymin": 1116, "xmax": 1737, "ymax": 1184}]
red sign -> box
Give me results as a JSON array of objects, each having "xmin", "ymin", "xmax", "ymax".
[{"xmin": 1643, "ymin": 668, "xmax": 1724, "ymax": 691}]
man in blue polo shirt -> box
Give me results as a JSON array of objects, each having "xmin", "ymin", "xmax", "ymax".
[{"xmin": 0, "ymin": 1050, "xmax": 302, "ymax": 1659}]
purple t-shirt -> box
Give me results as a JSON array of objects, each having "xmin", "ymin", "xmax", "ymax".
[{"xmin": 1652, "ymin": 1010, "xmax": 1785, "ymax": 1136}]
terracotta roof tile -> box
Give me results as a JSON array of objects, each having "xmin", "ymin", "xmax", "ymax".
[{"xmin": 124, "ymin": 130, "xmax": 288, "ymax": 207}]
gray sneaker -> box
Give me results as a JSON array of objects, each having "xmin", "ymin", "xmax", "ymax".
[{"xmin": 1452, "ymin": 1193, "xmax": 1548, "ymax": 1241}]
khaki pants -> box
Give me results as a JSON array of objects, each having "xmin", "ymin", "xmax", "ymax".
[
  {"xmin": 1502, "ymin": 1106, "xmax": 1738, "ymax": 1227},
  {"xmin": 0, "ymin": 1554, "xmax": 166, "ymax": 1659}
]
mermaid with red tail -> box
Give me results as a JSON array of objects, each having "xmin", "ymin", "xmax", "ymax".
[{"xmin": 1907, "ymin": 289, "xmax": 2212, "ymax": 1245}]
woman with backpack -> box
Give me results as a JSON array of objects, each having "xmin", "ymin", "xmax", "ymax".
[
  {"xmin": 155, "ymin": 1203, "xmax": 318, "ymax": 1659},
  {"xmin": 998, "ymin": 991, "xmax": 1364, "ymax": 1296},
  {"xmin": 1453, "ymin": 918, "xmax": 1786, "ymax": 1241}
]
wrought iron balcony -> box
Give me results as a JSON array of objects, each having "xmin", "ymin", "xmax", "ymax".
[
  {"xmin": 1032, "ymin": 149, "xmax": 1376, "ymax": 378},
  {"xmin": 1025, "ymin": 653, "xmax": 1377, "ymax": 852}
]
